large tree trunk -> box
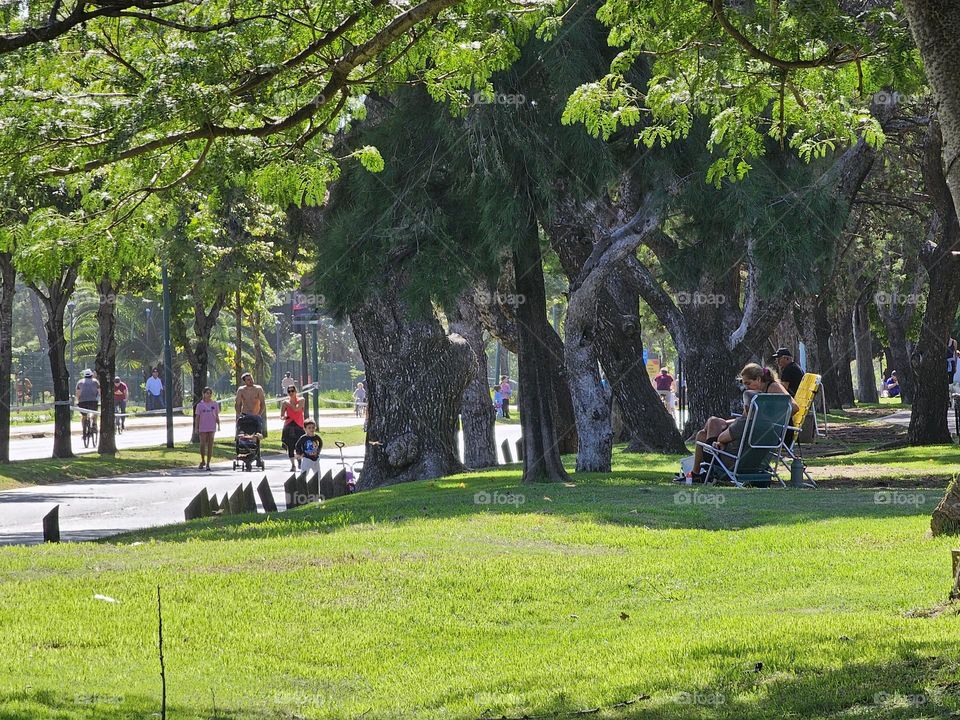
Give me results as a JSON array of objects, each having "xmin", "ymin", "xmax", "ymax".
[
  {"xmin": 596, "ymin": 269, "xmax": 686, "ymax": 453},
  {"xmin": 95, "ymin": 278, "xmax": 119, "ymax": 456},
  {"xmin": 910, "ymin": 120, "xmax": 960, "ymax": 445},
  {"xmin": 542, "ymin": 325, "xmax": 579, "ymax": 455},
  {"xmin": 449, "ymin": 291, "xmax": 497, "ymax": 469},
  {"xmin": 29, "ymin": 270, "xmax": 77, "ymax": 458},
  {"xmin": 353, "ymin": 266, "xmax": 474, "ymax": 489},
  {"xmin": 903, "ymin": 0, "xmax": 960, "ymax": 222},
  {"xmin": 564, "ymin": 283, "xmax": 613, "ymax": 472},
  {"xmin": 513, "ymin": 221, "xmax": 571, "ymax": 484},
  {"xmin": 853, "ymin": 295, "xmax": 879, "ymax": 404},
  {"xmin": 0, "ymin": 252, "xmax": 15, "ymax": 462},
  {"xmin": 680, "ymin": 340, "xmax": 741, "ymax": 434}
]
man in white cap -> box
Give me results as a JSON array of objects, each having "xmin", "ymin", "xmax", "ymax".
[{"xmin": 75, "ymin": 369, "xmax": 101, "ymax": 437}]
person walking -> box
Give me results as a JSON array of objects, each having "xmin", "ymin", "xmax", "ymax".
[
  {"xmin": 280, "ymin": 371, "xmax": 296, "ymax": 395},
  {"xmin": 113, "ymin": 376, "xmax": 128, "ymax": 429},
  {"xmin": 193, "ymin": 387, "xmax": 220, "ymax": 471},
  {"xmin": 499, "ymin": 375, "xmax": 512, "ymax": 419},
  {"xmin": 281, "ymin": 385, "xmax": 306, "ymax": 471},
  {"xmin": 145, "ymin": 368, "xmax": 164, "ymax": 412},
  {"xmin": 235, "ymin": 371, "xmax": 268, "ymax": 435}
]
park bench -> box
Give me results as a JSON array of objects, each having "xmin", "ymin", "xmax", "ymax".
[{"xmin": 697, "ymin": 393, "xmax": 793, "ymax": 488}]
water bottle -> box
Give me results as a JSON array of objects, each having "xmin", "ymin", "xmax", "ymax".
[{"xmin": 790, "ymin": 458, "xmax": 805, "ymax": 487}]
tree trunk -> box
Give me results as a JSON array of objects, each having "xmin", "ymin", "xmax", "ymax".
[
  {"xmin": 174, "ymin": 296, "xmax": 226, "ymax": 444},
  {"xmin": 95, "ymin": 278, "xmax": 119, "ymax": 456},
  {"xmin": 564, "ymin": 283, "xmax": 613, "ymax": 472},
  {"xmin": 0, "ymin": 252, "xmax": 15, "ymax": 462},
  {"xmin": 680, "ymin": 342, "xmax": 741, "ymax": 435},
  {"xmin": 831, "ymin": 302, "xmax": 856, "ymax": 407},
  {"xmin": 29, "ymin": 271, "xmax": 77, "ymax": 458},
  {"xmin": 353, "ymin": 266, "xmax": 474, "ymax": 489},
  {"xmin": 596, "ymin": 270, "xmax": 686, "ymax": 453},
  {"xmin": 853, "ymin": 296, "xmax": 879, "ymax": 403},
  {"xmin": 449, "ymin": 291, "xmax": 497, "ymax": 469},
  {"xmin": 903, "ymin": 0, "xmax": 960, "ymax": 222},
  {"xmin": 513, "ymin": 222, "xmax": 571, "ymax": 484},
  {"xmin": 28, "ymin": 288, "xmax": 48, "ymax": 353},
  {"xmin": 813, "ymin": 296, "xmax": 843, "ymax": 409},
  {"xmin": 542, "ymin": 325, "xmax": 579, "ymax": 455},
  {"xmin": 910, "ymin": 119, "xmax": 960, "ymax": 445}
]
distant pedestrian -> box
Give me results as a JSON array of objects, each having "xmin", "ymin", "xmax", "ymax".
[
  {"xmin": 948, "ymin": 337, "xmax": 958, "ymax": 383},
  {"xmin": 499, "ymin": 375, "xmax": 512, "ymax": 419},
  {"xmin": 113, "ymin": 376, "xmax": 128, "ymax": 429},
  {"xmin": 493, "ymin": 385, "xmax": 503, "ymax": 418},
  {"xmin": 145, "ymin": 368, "xmax": 164, "ymax": 412},
  {"xmin": 654, "ymin": 367, "xmax": 676, "ymax": 418},
  {"xmin": 280, "ymin": 371, "xmax": 296, "ymax": 395},
  {"xmin": 235, "ymin": 371, "xmax": 267, "ymax": 435},
  {"xmin": 194, "ymin": 387, "xmax": 220, "ymax": 471},
  {"xmin": 281, "ymin": 385, "xmax": 306, "ymax": 471}
]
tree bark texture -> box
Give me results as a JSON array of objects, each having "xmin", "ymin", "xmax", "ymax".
[
  {"xmin": 353, "ymin": 266, "xmax": 474, "ymax": 489},
  {"xmin": 449, "ymin": 290, "xmax": 498, "ymax": 469}
]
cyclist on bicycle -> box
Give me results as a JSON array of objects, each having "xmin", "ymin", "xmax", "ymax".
[
  {"xmin": 113, "ymin": 376, "xmax": 128, "ymax": 430},
  {"xmin": 76, "ymin": 369, "xmax": 100, "ymax": 438}
]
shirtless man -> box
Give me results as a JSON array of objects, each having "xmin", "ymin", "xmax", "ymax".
[{"xmin": 235, "ymin": 372, "xmax": 268, "ymax": 435}]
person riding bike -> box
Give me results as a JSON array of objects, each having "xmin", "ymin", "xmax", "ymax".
[
  {"xmin": 113, "ymin": 376, "xmax": 128, "ymax": 430},
  {"xmin": 76, "ymin": 369, "xmax": 101, "ymax": 440}
]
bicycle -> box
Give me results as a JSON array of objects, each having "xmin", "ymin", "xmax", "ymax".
[
  {"xmin": 115, "ymin": 411, "xmax": 124, "ymax": 435},
  {"xmin": 82, "ymin": 413, "xmax": 99, "ymax": 449}
]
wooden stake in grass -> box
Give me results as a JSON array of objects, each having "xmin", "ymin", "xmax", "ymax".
[
  {"xmin": 951, "ymin": 549, "xmax": 960, "ymax": 600},
  {"xmin": 157, "ymin": 585, "xmax": 166, "ymax": 720}
]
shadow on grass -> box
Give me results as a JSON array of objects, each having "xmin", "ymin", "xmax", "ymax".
[
  {"xmin": 5, "ymin": 646, "xmax": 956, "ymax": 719},
  {"xmin": 108, "ymin": 451, "xmax": 946, "ymax": 545}
]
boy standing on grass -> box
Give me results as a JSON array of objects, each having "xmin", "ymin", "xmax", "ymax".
[
  {"xmin": 194, "ymin": 387, "xmax": 220, "ymax": 471},
  {"xmin": 295, "ymin": 419, "xmax": 323, "ymax": 476}
]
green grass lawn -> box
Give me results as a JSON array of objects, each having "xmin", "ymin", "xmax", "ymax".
[
  {"xmin": 1, "ymin": 451, "xmax": 958, "ymax": 719},
  {"xmin": 0, "ymin": 425, "xmax": 366, "ymax": 491}
]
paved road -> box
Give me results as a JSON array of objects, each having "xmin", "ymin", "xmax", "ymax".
[
  {"xmin": 0, "ymin": 423, "xmax": 524, "ymax": 546},
  {"xmin": 4, "ymin": 409, "xmax": 365, "ymax": 461},
  {"xmin": 873, "ymin": 408, "xmax": 956, "ymax": 428}
]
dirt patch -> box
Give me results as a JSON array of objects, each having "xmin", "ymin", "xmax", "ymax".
[
  {"xmin": 812, "ymin": 474, "xmax": 952, "ymax": 490},
  {"xmin": 802, "ymin": 421, "xmax": 907, "ymax": 458}
]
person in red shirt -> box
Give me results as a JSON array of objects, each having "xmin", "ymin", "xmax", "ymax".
[
  {"xmin": 113, "ymin": 376, "xmax": 128, "ymax": 430},
  {"xmin": 654, "ymin": 368, "xmax": 675, "ymax": 418}
]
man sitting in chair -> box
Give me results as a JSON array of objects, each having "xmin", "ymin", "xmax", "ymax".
[
  {"xmin": 771, "ymin": 347, "xmax": 804, "ymax": 397},
  {"xmin": 690, "ymin": 363, "xmax": 799, "ymax": 482}
]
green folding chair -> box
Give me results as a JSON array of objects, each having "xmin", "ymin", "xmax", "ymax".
[{"xmin": 697, "ymin": 394, "xmax": 793, "ymax": 488}]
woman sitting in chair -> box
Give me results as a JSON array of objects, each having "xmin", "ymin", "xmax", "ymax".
[{"xmin": 690, "ymin": 363, "xmax": 799, "ymax": 481}]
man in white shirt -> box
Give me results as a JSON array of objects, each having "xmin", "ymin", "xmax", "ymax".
[{"xmin": 145, "ymin": 368, "xmax": 164, "ymax": 412}]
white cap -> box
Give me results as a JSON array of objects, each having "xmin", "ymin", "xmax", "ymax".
[{"xmin": 83, "ymin": 369, "xmax": 93, "ymax": 377}]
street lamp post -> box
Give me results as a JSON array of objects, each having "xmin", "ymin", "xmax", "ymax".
[
  {"xmin": 161, "ymin": 263, "xmax": 174, "ymax": 449},
  {"xmin": 275, "ymin": 315, "xmax": 282, "ymax": 397}
]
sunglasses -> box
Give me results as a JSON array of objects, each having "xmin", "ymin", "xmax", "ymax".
[{"xmin": 287, "ymin": 388, "xmax": 297, "ymax": 393}]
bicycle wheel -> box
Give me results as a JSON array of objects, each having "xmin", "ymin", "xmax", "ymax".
[
  {"xmin": 82, "ymin": 422, "xmax": 90, "ymax": 448},
  {"xmin": 116, "ymin": 417, "xmax": 123, "ymax": 435},
  {"xmin": 91, "ymin": 424, "xmax": 99, "ymax": 449}
]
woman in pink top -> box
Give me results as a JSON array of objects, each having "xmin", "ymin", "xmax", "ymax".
[
  {"xmin": 281, "ymin": 385, "xmax": 307, "ymax": 471},
  {"xmin": 194, "ymin": 387, "xmax": 220, "ymax": 471}
]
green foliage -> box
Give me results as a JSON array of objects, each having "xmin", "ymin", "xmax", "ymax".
[{"xmin": 565, "ymin": 0, "xmax": 924, "ymax": 182}]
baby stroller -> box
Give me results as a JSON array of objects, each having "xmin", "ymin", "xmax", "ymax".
[{"xmin": 233, "ymin": 414, "xmax": 265, "ymax": 472}]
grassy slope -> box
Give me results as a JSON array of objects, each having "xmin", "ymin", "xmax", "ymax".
[
  {"xmin": 0, "ymin": 425, "xmax": 367, "ymax": 491},
  {"xmin": 1, "ymin": 451, "xmax": 959, "ymax": 720}
]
